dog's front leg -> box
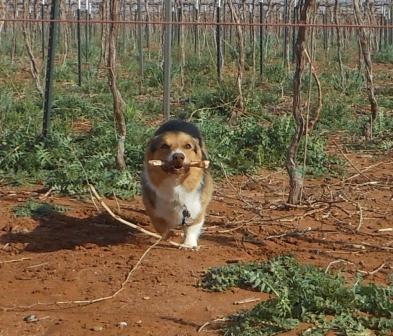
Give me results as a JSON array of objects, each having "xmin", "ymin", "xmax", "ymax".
[{"xmin": 180, "ymin": 220, "xmax": 204, "ymax": 250}]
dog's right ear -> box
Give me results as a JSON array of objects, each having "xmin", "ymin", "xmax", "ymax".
[{"xmin": 148, "ymin": 135, "xmax": 161, "ymax": 153}]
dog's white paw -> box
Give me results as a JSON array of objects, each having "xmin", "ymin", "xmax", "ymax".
[{"xmin": 179, "ymin": 243, "xmax": 200, "ymax": 251}]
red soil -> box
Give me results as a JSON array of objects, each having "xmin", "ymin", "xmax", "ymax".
[{"xmin": 0, "ymin": 148, "xmax": 392, "ymax": 335}]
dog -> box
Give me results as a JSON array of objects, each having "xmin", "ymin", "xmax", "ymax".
[{"xmin": 142, "ymin": 120, "xmax": 213, "ymax": 249}]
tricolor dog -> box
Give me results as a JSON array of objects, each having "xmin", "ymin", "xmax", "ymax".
[{"xmin": 142, "ymin": 120, "xmax": 213, "ymax": 249}]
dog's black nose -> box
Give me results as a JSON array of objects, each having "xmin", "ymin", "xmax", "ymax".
[{"xmin": 172, "ymin": 152, "xmax": 185, "ymax": 163}]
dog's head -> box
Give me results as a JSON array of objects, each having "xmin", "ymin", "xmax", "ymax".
[{"xmin": 146, "ymin": 120, "xmax": 207, "ymax": 175}]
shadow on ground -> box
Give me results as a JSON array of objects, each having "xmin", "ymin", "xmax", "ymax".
[{"xmin": 0, "ymin": 212, "xmax": 142, "ymax": 253}]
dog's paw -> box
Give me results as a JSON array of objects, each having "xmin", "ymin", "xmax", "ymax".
[{"xmin": 178, "ymin": 243, "xmax": 200, "ymax": 251}]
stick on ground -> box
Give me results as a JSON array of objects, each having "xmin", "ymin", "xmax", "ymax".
[
  {"xmin": 0, "ymin": 257, "xmax": 31, "ymax": 264},
  {"xmin": 88, "ymin": 184, "xmax": 181, "ymax": 247}
]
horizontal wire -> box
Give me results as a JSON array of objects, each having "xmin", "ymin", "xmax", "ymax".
[{"xmin": 1, "ymin": 18, "xmax": 393, "ymax": 29}]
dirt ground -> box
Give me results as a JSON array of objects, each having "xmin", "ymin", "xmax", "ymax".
[{"xmin": 0, "ymin": 144, "xmax": 392, "ymax": 336}]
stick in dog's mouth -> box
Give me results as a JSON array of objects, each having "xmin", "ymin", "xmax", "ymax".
[{"xmin": 148, "ymin": 160, "xmax": 210, "ymax": 169}]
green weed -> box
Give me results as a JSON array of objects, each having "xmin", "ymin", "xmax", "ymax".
[
  {"xmin": 373, "ymin": 46, "xmax": 393, "ymax": 64},
  {"xmin": 12, "ymin": 200, "xmax": 69, "ymax": 217},
  {"xmin": 202, "ymin": 256, "xmax": 393, "ymax": 336},
  {"xmin": 198, "ymin": 115, "xmax": 339, "ymax": 177}
]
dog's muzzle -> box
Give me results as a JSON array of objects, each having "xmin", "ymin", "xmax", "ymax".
[{"xmin": 162, "ymin": 152, "xmax": 189, "ymax": 174}]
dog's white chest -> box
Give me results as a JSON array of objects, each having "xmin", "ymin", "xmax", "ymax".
[
  {"xmin": 154, "ymin": 179, "xmax": 202, "ymax": 226},
  {"xmin": 173, "ymin": 185, "xmax": 202, "ymax": 219}
]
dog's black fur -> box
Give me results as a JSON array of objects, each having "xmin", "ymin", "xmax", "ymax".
[{"xmin": 154, "ymin": 120, "xmax": 203, "ymax": 146}]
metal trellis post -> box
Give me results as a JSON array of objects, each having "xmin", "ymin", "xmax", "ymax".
[
  {"xmin": 41, "ymin": 0, "xmax": 45, "ymax": 61},
  {"xmin": 77, "ymin": 0, "xmax": 82, "ymax": 86},
  {"xmin": 259, "ymin": 0, "xmax": 264, "ymax": 79},
  {"xmin": 163, "ymin": 0, "xmax": 172, "ymax": 119},
  {"xmin": 42, "ymin": 0, "xmax": 60, "ymax": 139},
  {"xmin": 85, "ymin": 0, "xmax": 89, "ymax": 63},
  {"xmin": 216, "ymin": 0, "xmax": 222, "ymax": 82},
  {"xmin": 138, "ymin": 0, "xmax": 144, "ymax": 87}
]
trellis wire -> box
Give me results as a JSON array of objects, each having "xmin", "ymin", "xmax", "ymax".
[{"xmin": 2, "ymin": 18, "xmax": 393, "ymax": 29}]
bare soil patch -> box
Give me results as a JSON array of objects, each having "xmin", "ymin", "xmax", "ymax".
[{"xmin": 0, "ymin": 149, "xmax": 392, "ymax": 336}]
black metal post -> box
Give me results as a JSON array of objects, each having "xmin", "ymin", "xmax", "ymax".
[
  {"xmin": 163, "ymin": 0, "xmax": 172, "ymax": 119},
  {"xmin": 223, "ymin": 1, "xmax": 226, "ymax": 59},
  {"xmin": 216, "ymin": 0, "xmax": 222, "ymax": 82},
  {"xmin": 42, "ymin": 0, "xmax": 60, "ymax": 139},
  {"xmin": 283, "ymin": 0, "xmax": 289, "ymax": 68},
  {"xmin": 292, "ymin": 3, "xmax": 297, "ymax": 63},
  {"xmin": 259, "ymin": 0, "xmax": 264, "ymax": 79},
  {"xmin": 77, "ymin": 7, "xmax": 82, "ymax": 86},
  {"xmin": 379, "ymin": 14, "xmax": 383, "ymax": 51},
  {"xmin": 41, "ymin": 1, "xmax": 45, "ymax": 61},
  {"xmin": 177, "ymin": 5, "xmax": 182, "ymax": 46},
  {"xmin": 194, "ymin": 1, "xmax": 199, "ymax": 54},
  {"xmin": 323, "ymin": 11, "xmax": 328, "ymax": 50},
  {"xmin": 389, "ymin": 6, "xmax": 393, "ymax": 45},
  {"xmin": 384, "ymin": 14, "xmax": 388, "ymax": 47},
  {"xmin": 122, "ymin": 0, "xmax": 126, "ymax": 52},
  {"xmin": 138, "ymin": 0, "xmax": 144, "ymax": 86},
  {"xmin": 85, "ymin": 4, "xmax": 88, "ymax": 62}
]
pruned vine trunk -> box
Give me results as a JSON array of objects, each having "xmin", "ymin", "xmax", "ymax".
[
  {"xmin": 353, "ymin": 0, "xmax": 378, "ymax": 123},
  {"xmin": 228, "ymin": 0, "xmax": 245, "ymax": 120},
  {"xmin": 334, "ymin": 0, "xmax": 345, "ymax": 90},
  {"xmin": 98, "ymin": 1, "xmax": 109, "ymax": 70},
  {"xmin": 178, "ymin": 0, "xmax": 185, "ymax": 90},
  {"xmin": 0, "ymin": 0, "xmax": 5, "ymax": 46},
  {"xmin": 286, "ymin": 0, "xmax": 322, "ymax": 205},
  {"xmin": 22, "ymin": 1, "xmax": 43, "ymax": 98},
  {"xmin": 108, "ymin": 0, "xmax": 127, "ymax": 170},
  {"xmin": 60, "ymin": 0, "xmax": 69, "ymax": 66}
]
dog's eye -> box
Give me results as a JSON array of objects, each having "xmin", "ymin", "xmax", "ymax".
[
  {"xmin": 160, "ymin": 143, "xmax": 170, "ymax": 150},
  {"xmin": 184, "ymin": 144, "xmax": 192, "ymax": 150}
]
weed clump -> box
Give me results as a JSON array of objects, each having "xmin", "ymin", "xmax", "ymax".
[
  {"xmin": 202, "ymin": 256, "xmax": 393, "ymax": 336},
  {"xmin": 200, "ymin": 116, "xmax": 339, "ymax": 177},
  {"xmin": 12, "ymin": 200, "xmax": 69, "ymax": 217}
]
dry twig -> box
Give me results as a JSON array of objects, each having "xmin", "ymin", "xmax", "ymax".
[
  {"xmin": 234, "ymin": 297, "xmax": 262, "ymax": 305},
  {"xmin": 198, "ymin": 317, "xmax": 229, "ymax": 333},
  {"xmin": 332, "ymin": 140, "xmax": 370, "ymax": 181},
  {"xmin": 266, "ymin": 227, "xmax": 312, "ymax": 240},
  {"xmin": 378, "ymin": 228, "xmax": 393, "ymax": 232},
  {"xmin": 0, "ymin": 257, "xmax": 31, "ymax": 264},
  {"xmin": 88, "ymin": 184, "xmax": 181, "ymax": 247},
  {"xmin": 358, "ymin": 263, "xmax": 386, "ymax": 276},
  {"xmin": 340, "ymin": 160, "xmax": 393, "ymax": 184},
  {"xmin": 356, "ymin": 202, "xmax": 364, "ymax": 232},
  {"xmin": 325, "ymin": 259, "xmax": 354, "ymax": 273}
]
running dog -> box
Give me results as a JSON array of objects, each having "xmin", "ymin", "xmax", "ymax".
[{"xmin": 142, "ymin": 120, "xmax": 213, "ymax": 249}]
